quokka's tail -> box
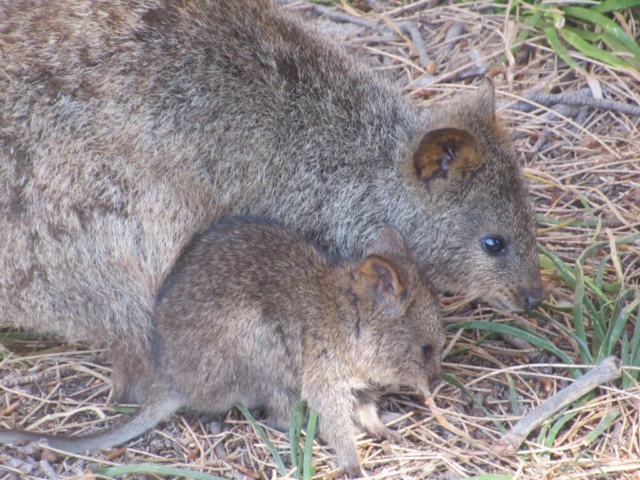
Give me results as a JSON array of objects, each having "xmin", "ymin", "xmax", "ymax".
[{"xmin": 0, "ymin": 385, "xmax": 183, "ymax": 454}]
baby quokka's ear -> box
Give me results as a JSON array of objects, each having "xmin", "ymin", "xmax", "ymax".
[{"xmin": 354, "ymin": 254, "xmax": 408, "ymax": 319}]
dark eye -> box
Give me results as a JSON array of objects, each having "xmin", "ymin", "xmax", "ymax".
[
  {"xmin": 421, "ymin": 345, "xmax": 433, "ymax": 357},
  {"xmin": 481, "ymin": 235, "xmax": 506, "ymax": 256}
]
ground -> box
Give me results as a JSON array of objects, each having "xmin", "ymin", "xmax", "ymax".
[{"xmin": 1, "ymin": 1, "xmax": 639, "ymax": 479}]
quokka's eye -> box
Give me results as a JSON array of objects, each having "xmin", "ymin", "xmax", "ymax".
[
  {"xmin": 481, "ymin": 235, "xmax": 507, "ymax": 255},
  {"xmin": 421, "ymin": 344, "xmax": 433, "ymax": 357}
]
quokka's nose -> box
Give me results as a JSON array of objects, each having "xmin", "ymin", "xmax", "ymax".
[
  {"xmin": 429, "ymin": 374, "xmax": 441, "ymax": 389},
  {"xmin": 522, "ymin": 286, "xmax": 544, "ymax": 311}
]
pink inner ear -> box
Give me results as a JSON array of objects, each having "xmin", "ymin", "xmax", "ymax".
[
  {"xmin": 373, "ymin": 262, "xmax": 395, "ymax": 294},
  {"xmin": 382, "ymin": 274, "xmax": 395, "ymax": 294}
]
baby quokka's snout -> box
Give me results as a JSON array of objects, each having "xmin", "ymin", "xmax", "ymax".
[
  {"xmin": 416, "ymin": 371, "xmax": 441, "ymax": 399},
  {"xmin": 428, "ymin": 369, "xmax": 441, "ymax": 389},
  {"xmin": 519, "ymin": 284, "xmax": 544, "ymax": 311}
]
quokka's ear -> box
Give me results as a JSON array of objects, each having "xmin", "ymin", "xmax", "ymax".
[
  {"xmin": 356, "ymin": 255, "xmax": 407, "ymax": 319},
  {"xmin": 412, "ymin": 127, "xmax": 479, "ymax": 184},
  {"xmin": 366, "ymin": 226, "xmax": 410, "ymax": 258},
  {"xmin": 476, "ymin": 77, "xmax": 496, "ymax": 125}
]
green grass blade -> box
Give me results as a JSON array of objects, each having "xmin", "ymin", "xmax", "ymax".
[
  {"xmin": 515, "ymin": 8, "xmax": 545, "ymax": 45},
  {"xmin": 573, "ymin": 261, "xmax": 591, "ymax": 364},
  {"xmin": 537, "ymin": 244, "xmax": 576, "ymax": 287},
  {"xmin": 236, "ymin": 403, "xmax": 288, "ymax": 477},
  {"xmin": 560, "ymin": 27, "xmax": 637, "ymax": 72},
  {"xmin": 600, "ymin": 33, "xmax": 640, "ymax": 70},
  {"xmin": 526, "ymin": 310, "xmax": 592, "ymax": 360},
  {"xmin": 582, "ymin": 409, "xmax": 621, "ymax": 445},
  {"xmin": 627, "ymin": 307, "xmax": 640, "ymax": 387},
  {"xmin": 576, "ymin": 191, "xmax": 597, "ymax": 221},
  {"xmin": 303, "ymin": 410, "xmax": 318, "ymax": 480},
  {"xmin": 564, "ymin": 6, "xmax": 640, "ymax": 62},
  {"xmin": 621, "ymin": 331, "xmax": 632, "ymax": 389},
  {"xmin": 290, "ymin": 400, "xmax": 306, "ymax": 478},
  {"xmin": 592, "ymin": 0, "xmax": 640, "ymax": 14},
  {"xmin": 577, "ymin": 232, "xmax": 640, "ymax": 300},
  {"xmin": 448, "ymin": 321, "xmax": 577, "ymax": 369},
  {"xmin": 603, "ymin": 283, "xmax": 622, "ymax": 294},
  {"xmin": 543, "ymin": 25, "xmax": 588, "ymax": 76},
  {"xmin": 596, "ymin": 254, "xmax": 611, "ymax": 290},
  {"xmin": 537, "ymin": 424, "xmax": 550, "ymax": 461},
  {"xmin": 539, "ymin": 302, "xmax": 572, "ymax": 313},
  {"xmin": 535, "ymin": 214, "xmax": 598, "ymax": 228},
  {"xmin": 0, "ymin": 330, "xmax": 49, "ymax": 342},
  {"xmin": 601, "ymin": 292, "xmax": 640, "ymax": 360},
  {"xmin": 506, "ymin": 374, "xmax": 520, "ymax": 416},
  {"xmin": 590, "ymin": 303, "xmax": 609, "ymax": 357},
  {"xmin": 92, "ymin": 464, "xmax": 228, "ymax": 480},
  {"xmin": 544, "ymin": 411, "xmax": 580, "ymax": 449},
  {"xmin": 630, "ymin": 306, "xmax": 640, "ymax": 366},
  {"xmin": 564, "ymin": 26, "xmax": 601, "ymax": 42}
]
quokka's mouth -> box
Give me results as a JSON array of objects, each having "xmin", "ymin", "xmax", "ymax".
[
  {"xmin": 415, "ymin": 382, "xmax": 432, "ymax": 401},
  {"xmin": 486, "ymin": 295, "xmax": 523, "ymax": 312}
]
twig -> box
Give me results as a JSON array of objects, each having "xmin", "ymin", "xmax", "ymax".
[
  {"xmin": 492, "ymin": 356, "xmax": 622, "ymax": 455},
  {"xmin": 569, "ymin": 106, "xmax": 589, "ymax": 133},
  {"xmin": 457, "ymin": 48, "xmax": 489, "ymax": 80},
  {"xmin": 5, "ymin": 455, "xmax": 36, "ymax": 474},
  {"xmin": 310, "ymin": 5, "xmax": 433, "ymax": 69},
  {"xmin": 1, "ymin": 367, "xmax": 73, "ymax": 388},
  {"xmin": 347, "ymin": 34, "xmax": 399, "ymax": 46},
  {"xmin": 209, "ymin": 421, "xmax": 230, "ymax": 460},
  {"xmin": 398, "ymin": 22, "xmax": 431, "ymax": 67},
  {"xmin": 444, "ymin": 22, "xmax": 464, "ymax": 53},
  {"xmin": 519, "ymin": 104, "xmax": 582, "ymax": 133},
  {"xmin": 312, "ymin": 4, "xmax": 378, "ymax": 29},
  {"xmin": 507, "ymin": 91, "xmax": 640, "ymax": 116},
  {"xmin": 532, "ymin": 128, "xmax": 552, "ymax": 153},
  {"xmin": 39, "ymin": 459, "xmax": 60, "ymax": 480},
  {"xmin": 384, "ymin": 0, "xmax": 440, "ymax": 18}
]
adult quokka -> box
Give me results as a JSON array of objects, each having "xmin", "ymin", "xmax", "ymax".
[
  {"xmin": 0, "ymin": 219, "xmax": 444, "ymax": 478},
  {"xmin": 0, "ymin": 0, "xmax": 542, "ymax": 402}
]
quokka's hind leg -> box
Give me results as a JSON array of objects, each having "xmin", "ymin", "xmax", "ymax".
[
  {"xmin": 266, "ymin": 389, "xmax": 299, "ymax": 433},
  {"xmin": 353, "ymin": 390, "xmax": 402, "ymax": 443},
  {"xmin": 110, "ymin": 345, "xmax": 154, "ymax": 404}
]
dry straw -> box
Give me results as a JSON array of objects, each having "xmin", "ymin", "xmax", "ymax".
[{"xmin": 2, "ymin": 1, "xmax": 639, "ymax": 479}]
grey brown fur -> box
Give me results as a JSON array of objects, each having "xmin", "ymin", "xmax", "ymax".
[
  {"xmin": 0, "ymin": 219, "xmax": 444, "ymax": 478},
  {"xmin": 0, "ymin": 0, "xmax": 542, "ymax": 402}
]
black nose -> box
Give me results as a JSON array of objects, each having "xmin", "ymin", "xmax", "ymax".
[
  {"xmin": 429, "ymin": 374, "xmax": 441, "ymax": 389},
  {"xmin": 523, "ymin": 286, "xmax": 544, "ymax": 310}
]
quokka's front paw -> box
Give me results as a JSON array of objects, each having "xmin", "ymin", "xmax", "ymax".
[
  {"xmin": 339, "ymin": 462, "xmax": 364, "ymax": 479},
  {"xmin": 371, "ymin": 426, "xmax": 403, "ymax": 444}
]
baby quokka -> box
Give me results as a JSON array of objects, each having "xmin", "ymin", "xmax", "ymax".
[{"xmin": 0, "ymin": 219, "xmax": 444, "ymax": 477}]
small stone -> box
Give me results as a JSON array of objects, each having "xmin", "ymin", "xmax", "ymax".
[{"xmin": 40, "ymin": 449, "xmax": 58, "ymax": 463}]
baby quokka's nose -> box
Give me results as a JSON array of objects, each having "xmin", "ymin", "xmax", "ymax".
[
  {"xmin": 521, "ymin": 286, "xmax": 544, "ymax": 310},
  {"xmin": 428, "ymin": 372, "xmax": 441, "ymax": 389},
  {"xmin": 524, "ymin": 288, "xmax": 544, "ymax": 310}
]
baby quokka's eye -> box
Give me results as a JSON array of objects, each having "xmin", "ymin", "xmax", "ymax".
[
  {"xmin": 481, "ymin": 235, "xmax": 507, "ymax": 256},
  {"xmin": 421, "ymin": 344, "xmax": 433, "ymax": 357}
]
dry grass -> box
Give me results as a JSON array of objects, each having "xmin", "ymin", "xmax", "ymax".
[{"xmin": 2, "ymin": 1, "xmax": 639, "ymax": 479}]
